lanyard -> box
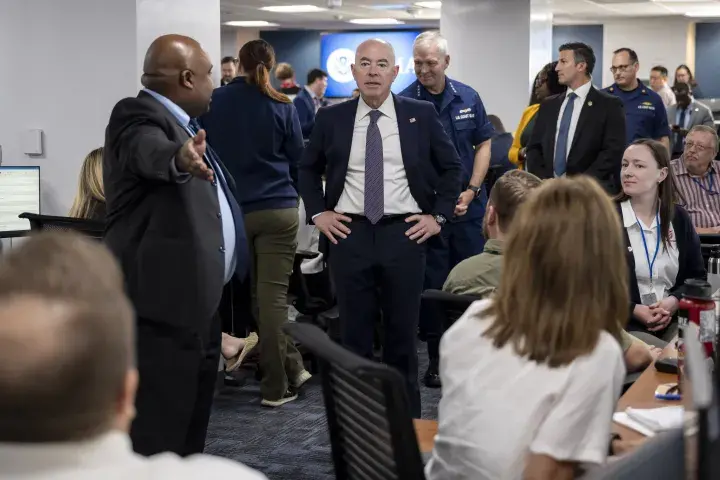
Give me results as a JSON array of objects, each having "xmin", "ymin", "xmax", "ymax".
[
  {"xmin": 635, "ymin": 211, "xmax": 661, "ymax": 282},
  {"xmin": 690, "ymin": 171, "xmax": 717, "ymax": 196}
]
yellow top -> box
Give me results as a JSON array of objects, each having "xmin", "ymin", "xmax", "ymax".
[{"xmin": 508, "ymin": 104, "xmax": 541, "ymax": 169}]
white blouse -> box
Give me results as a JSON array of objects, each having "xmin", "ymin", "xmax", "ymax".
[{"xmin": 621, "ymin": 200, "xmax": 680, "ymax": 303}]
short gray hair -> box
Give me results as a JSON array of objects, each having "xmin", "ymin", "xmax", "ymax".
[
  {"xmin": 688, "ymin": 125, "xmax": 719, "ymax": 154},
  {"xmin": 413, "ymin": 31, "xmax": 448, "ymax": 56}
]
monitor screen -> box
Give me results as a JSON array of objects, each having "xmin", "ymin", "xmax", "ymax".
[
  {"xmin": 0, "ymin": 166, "xmax": 40, "ymax": 235},
  {"xmin": 320, "ymin": 30, "xmax": 423, "ymax": 98}
]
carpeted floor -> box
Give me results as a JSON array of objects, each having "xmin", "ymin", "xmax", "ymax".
[{"xmin": 205, "ymin": 343, "xmax": 441, "ymax": 480}]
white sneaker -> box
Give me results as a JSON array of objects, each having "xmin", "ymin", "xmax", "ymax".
[
  {"xmin": 292, "ymin": 370, "xmax": 312, "ymax": 389},
  {"xmin": 261, "ymin": 389, "xmax": 298, "ymax": 407}
]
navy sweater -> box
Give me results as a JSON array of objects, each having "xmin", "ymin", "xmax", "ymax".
[{"xmin": 200, "ymin": 77, "xmax": 304, "ymax": 213}]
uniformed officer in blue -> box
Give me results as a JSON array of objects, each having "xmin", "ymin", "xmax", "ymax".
[
  {"xmin": 604, "ymin": 48, "xmax": 670, "ymax": 150},
  {"xmin": 399, "ymin": 31, "xmax": 494, "ymax": 388}
]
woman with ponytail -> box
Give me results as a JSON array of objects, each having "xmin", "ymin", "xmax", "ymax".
[{"xmin": 200, "ymin": 39, "xmax": 308, "ymax": 407}]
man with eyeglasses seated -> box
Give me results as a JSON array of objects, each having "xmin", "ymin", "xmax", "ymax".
[
  {"xmin": 605, "ymin": 48, "xmax": 670, "ymax": 151},
  {"xmin": 670, "ymin": 125, "xmax": 720, "ymax": 234}
]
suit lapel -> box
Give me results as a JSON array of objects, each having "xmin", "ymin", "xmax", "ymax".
[
  {"xmin": 568, "ymin": 87, "xmax": 595, "ymax": 157},
  {"xmin": 335, "ymin": 98, "xmax": 358, "ymax": 177},
  {"xmin": 393, "ymin": 95, "xmax": 418, "ymax": 173},
  {"xmin": 547, "ymin": 95, "xmax": 564, "ymax": 161}
]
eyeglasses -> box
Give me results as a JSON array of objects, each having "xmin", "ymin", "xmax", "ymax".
[
  {"xmin": 685, "ymin": 141, "xmax": 712, "ymax": 153},
  {"xmin": 609, "ymin": 64, "xmax": 635, "ymax": 74}
]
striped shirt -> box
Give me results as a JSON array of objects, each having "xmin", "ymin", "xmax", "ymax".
[{"xmin": 671, "ymin": 156, "xmax": 720, "ymax": 228}]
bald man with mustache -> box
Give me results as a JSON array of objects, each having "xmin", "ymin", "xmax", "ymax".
[
  {"xmin": 104, "ymin": 34, "xmax": 249, "ymax": 456},
  {"xmin": 299, "ymin": 39, "xmax": 462, "ymax": 416}
]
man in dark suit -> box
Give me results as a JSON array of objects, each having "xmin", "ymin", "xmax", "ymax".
[
  {"xmin": 293, "ymin": 68, "xmax": 328, "ymax": 140},
  {"xmin": 526, "ymin": 42, "xmax": 626, "ymax": 193},
  {"xmin": 103, "ymin": 34, "xmax": 248, "ymax": 456},
  {"xmin": 299, "ymin": 39, "xmax": 462, "ymax": 417}
]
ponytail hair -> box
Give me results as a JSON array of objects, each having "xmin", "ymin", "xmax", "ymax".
[{"xmin": 239, "ymin": 39, "xmax": 291, "ymax": 104}]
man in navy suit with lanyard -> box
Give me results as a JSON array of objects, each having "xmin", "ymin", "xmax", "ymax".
[
  {"xmin": 104, "ymin": 35, "xmax": 248, "ymax": 456},
  {"xmin": 299, "ymin": 39, "xmax": 462, "ymax": 417}
]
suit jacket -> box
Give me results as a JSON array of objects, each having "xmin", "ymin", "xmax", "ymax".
[
  {"xmin": 621, "ymin": 204, "xmax": 706, "ymax": 332},
  {"xmin": 104, "ymin": 91, "xmax": 241, "ymax": 333},
  {"xmin": 526, "ymin": 87, "xmax": 626, "ymax": 192},
  {"xmin": 666, "ymin": 101, "xmax": 715, "ymax": 130},
  {"xmin": 293, "ymin": 88, "xmax": 318, "ymax": 139},
  {"xmin": 298, "ymin": 94, "xmax": 462, "ymax": 249}
]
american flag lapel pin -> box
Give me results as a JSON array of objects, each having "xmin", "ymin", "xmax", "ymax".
[{"xmin": 409, "ymin": 117, "xmax": 416, "ymax": 123}]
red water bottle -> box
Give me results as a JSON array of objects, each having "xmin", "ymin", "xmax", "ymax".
[{"xmin": 677, "ymin": 279, "xmax": 716, "ymax": 358}]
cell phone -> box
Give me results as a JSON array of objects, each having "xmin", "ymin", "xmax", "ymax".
[{"xmin": 655, "ymin": 383, "xmax": 682, "ymax": 401}]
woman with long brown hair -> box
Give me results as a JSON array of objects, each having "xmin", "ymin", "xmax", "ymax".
[
  {"xmin": 200, "ymin": 39, "xmax": 307, "ymax": 407},
  {"xmin": 617, "ymin": 138, "xmax": 705, "ymax": 340},
  {"xmin": 427, "ymin": 176, "xmax": 628, "ymax": 480},
  {"xmin": 69, "ymin": 147, "xmax": 106, "ymax": 221}
]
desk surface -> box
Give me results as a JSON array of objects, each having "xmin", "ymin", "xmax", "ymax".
[
  {"xmin": 414, "ymin": 338, "xmax": 681, "ymax": 453},
  {"xmin": 613, "ymin": 339, "xmax": 682, "ymax": 441}
]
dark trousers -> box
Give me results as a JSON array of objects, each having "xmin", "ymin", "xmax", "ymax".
[
  {"xmin": 420, "ymin": 216, "xmax": 485, "ymax": 365},
  {"xmin": 130, "ymin": 313, "xmax": 222, "ymax": 456},
  {"xmin": 329, "ymin": 216, "xmax": 426, "ymax": 418}
]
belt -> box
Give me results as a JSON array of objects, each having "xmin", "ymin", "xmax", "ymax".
[{"xmin": 343, "ymin": 213, "xmax": 416, "ymax": 225}]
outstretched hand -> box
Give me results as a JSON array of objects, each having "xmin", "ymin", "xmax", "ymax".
[{"xmin": 177, "ymin": 129, "xmax": 214, "ymax": 182}]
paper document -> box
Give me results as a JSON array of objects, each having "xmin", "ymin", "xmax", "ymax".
[
  {"xmin": 625, "ymin": 406, "xmax": 684, "ymax": 432},
  {"xmin": 612, "ymin": 412, "xmax": 657, "ymax": 437}
]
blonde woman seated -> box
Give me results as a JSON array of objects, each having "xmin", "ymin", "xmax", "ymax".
[
  {"xmin": 69, "ymin": 147, "xmax": 106, "ymax": 221},
  {"xmin": 426, "ymin": 176, "xmax": 628, "ymax": 480}
]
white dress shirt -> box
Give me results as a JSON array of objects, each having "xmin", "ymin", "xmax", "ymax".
[
  {"xmin": 0, "ymin": 432, "xmax": 267, "ymax": 480},
  {"xmin": 621, "ymin": 200, "xmax": 680, "ymax": 303},
  {"xmin": 657, "ymin": 83, "xmax": 677, "ymax": 109},
  {"xmin": 425, "ymin": 299, "xmax": 625, "ymax": 480},
  {"xmin": 335, "ymin": 95, "xmax": 421, "ymax": 216},
  {"xmin": 554, "ymin": 80, "xmax": 593, "ymax": 163}
]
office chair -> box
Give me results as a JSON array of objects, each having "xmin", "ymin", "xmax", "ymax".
[
  {"xmin": 18, "ymin": 212, "xmax": 105, "ymax": 240},
  {"xmin": 284, "ymin": 322, "xmax": 426, "ymax": 480},
  {"xmin": 420, "ymin": 289, "xmax": 480, "ymax": 331},
  {"xmin": 290, "ymin": 250, "xmax": 339, "ymax": 336}
]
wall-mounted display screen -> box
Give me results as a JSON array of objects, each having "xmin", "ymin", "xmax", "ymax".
[{"xmin": 321, "ymin": 30, "xmax": 422, "ymax": 98}]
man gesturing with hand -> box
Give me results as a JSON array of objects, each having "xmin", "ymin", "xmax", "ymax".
[
  {"xmin": 104, "ymin": 34, "xmax": 248, "ymax": 456},
  {"xmin": 299, "ymin": 39, "xmax": 461, "ymax": 417}
]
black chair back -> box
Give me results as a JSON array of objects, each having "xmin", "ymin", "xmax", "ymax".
[
  {"xmin": 421, "ymin": 289, "xmax": 480, "ymax": 331},
  {"xmin": 18, "ymin": 212, "xmax": 105, "ymax": 240},
  {"xmin": 284, "ymin": 322, "xmax": 426, "ymax": 480}
]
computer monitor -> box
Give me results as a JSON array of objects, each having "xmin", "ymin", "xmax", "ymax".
[
  {"xmin": 683, "ymin": 323, "xmax": 720, "ymax": 479},
  {"xmin": 0, "ymin": 166, "xmax": 40, "ymax": 237}
]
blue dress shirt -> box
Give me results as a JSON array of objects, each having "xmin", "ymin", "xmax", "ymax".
[{"xmin": 143, "ymin": 88, "xmax": 237, "ymax": 283}]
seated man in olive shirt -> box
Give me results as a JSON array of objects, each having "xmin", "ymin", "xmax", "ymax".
[{"xmin": 444, "ymin": 170, "xmax": 660, "ymax": 373}]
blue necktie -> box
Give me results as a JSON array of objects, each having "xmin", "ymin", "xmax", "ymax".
[
  {"xmin": 188, "ymin": 120, "xmax": 249, "ymax": 280},
  {"xmin": 554, "ymin": 92, "xmax": 578, "ymax": 177},
  {"xmin": 364, "ymin": 110, "xmax": 384, "ymax": 224}
]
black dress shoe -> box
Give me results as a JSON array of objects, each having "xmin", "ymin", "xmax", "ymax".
[{"xmin": 423, "ymin": 366, "xmax": 441, "ymax": 389}]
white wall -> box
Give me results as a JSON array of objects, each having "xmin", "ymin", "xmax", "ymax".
[
  {"xmin": 0, "ymin": 0, "xmax": 137, "ymax": 217},
  {"xmin": 602, "ymin": 17, "xmax": 692, "ymax": 87},
  {"xmin": 0, "ymin": 0, "xmax": 221, "ymax": 223},
  {"xmin": 220, "ymin": 27, "xmax": 261, "ymax": 59},
  {"xmin": 443, "ymin": 0, "xmax": 552, "ymax": 132},
  {"xmin": 136, "ymin": 0, "xmax": 221, "ymax": 86}
]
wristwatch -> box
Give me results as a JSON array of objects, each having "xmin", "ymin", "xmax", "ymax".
[
  {"xmin": 468, "ymin": 185, "xmax": 482, "ymax": 198},
  {"xmin": 434, "ymin": 214, "xmax": 447, "ymax": 227}
]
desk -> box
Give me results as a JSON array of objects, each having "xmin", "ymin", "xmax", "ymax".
[
  {"xmin": 414, "ymin": 339, "xmax": 681, "ymax": 452},
  {"xmin": 613, "ymin": 339, "xmax": 682, "ymax": 441},
  {"xmin": 414, "ymin": 419, "xmax": 437, "ymax": 454}
]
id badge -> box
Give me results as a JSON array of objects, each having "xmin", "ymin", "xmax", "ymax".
[{"xmin": 641, "ymin": 292, "xmax": 658, "ymax": 306}]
